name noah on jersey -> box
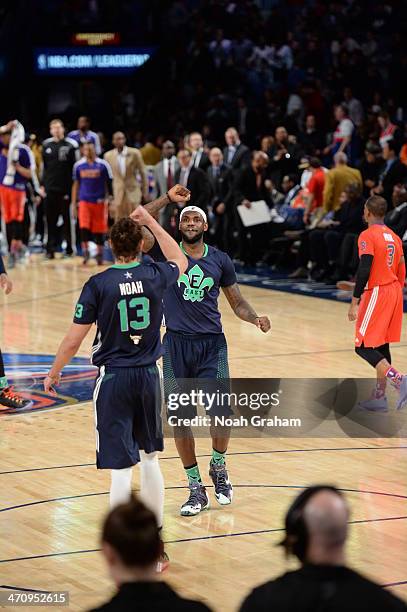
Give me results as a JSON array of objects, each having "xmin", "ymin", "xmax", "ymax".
[{"xmin": 119, "ymin": 281, "xmax": 144, "ymax": 295}]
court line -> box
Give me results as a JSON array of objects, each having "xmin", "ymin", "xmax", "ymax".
[
  {"xmin": 0, "ymin": 288, "xmax": 83, "ymax": 308},
  {"xmin": 382, "ymin": 580, "xmax": 407, "ymax": 587},
  {"xmin": 0, "ymin": 585, "xmax": 52, "ymax": 594},
  {"xmin": 1, "ymin": 485, "xmax": 406, "ymax": 516},
  {"xmin": 229, "ymin": 343, "xmax": 407, "ymax": 360},
  {"xmin": 0, "ymin": 516, "xmax": 406, "ymax": 564},
  {"xmin": 1, "ymin": 445, "xmax": 406, "ymax": 475}
]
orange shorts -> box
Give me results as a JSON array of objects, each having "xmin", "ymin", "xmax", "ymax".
[
  {"xmin": 355, "ymin": 281, "xmax": 403, "ymax": 348},
  {"xmin": 0, "ymin": 186, "xmax": 26, "ymax": 223},
  {"xmin": 78, "ymin": 200, "xmax": 107, "ymax": 234}
]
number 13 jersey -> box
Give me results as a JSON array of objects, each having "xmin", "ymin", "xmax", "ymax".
[{"xmin": 73, "ymin": 261, "xmax": 179, "ymax": 366}]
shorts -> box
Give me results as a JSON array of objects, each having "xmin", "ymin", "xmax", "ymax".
[
  {"xmin": 78, "ymin": 200, "xmax": 108, "ymax": 234},
  {"xmin": 0, "ymin": 186, "xmax": 26, "ymax": 223},
  {"xmin": 355, "ymin": 281, "xmax": 403, "ymax": 348},
  {"xmin": 162, "ymin": 330, "xmax": 232, "ymax": 419},
  {"xmin": 93, "ymin": 364, "xmax": 163, "ymax": 469}
]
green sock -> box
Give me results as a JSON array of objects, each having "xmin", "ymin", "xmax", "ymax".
[
  {"xmin": 0, "ymin": 376, "xmax": 8, "ymax": 390},
  {"xmin": 211, "ymin": 448, "xmax": 226, "ymax": 465},
  {"xmin": 185, "ymin": 463, "xmax": 201, "ymax": 484}
]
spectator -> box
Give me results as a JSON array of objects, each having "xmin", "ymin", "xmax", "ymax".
[
  {"xmin": 371, "ymin": 140, "xmax": 407, "ymax": 207},
  {"xmin": 260, "ymin": 136, "xmax": 274, "ymax": 154},
  {"xmin": 152, "ymin": 140, "xmax": 179, "ymax": 215},
  {"xmin": 324, "ymin": 104, "xmax": 355, "ymax": 164},
  {"xmin": 140, "ymin": 137, "xmax": 162, "ymax": 166},
  {"xmin": 343, "ymin": 87, "xmax": 364, "ymax": 127},
  {"xmin": 209, "ymin": 29, "xmax": 232, "ymax": 69},
  {"xmin": 90, "ymin": 497, "xmax": 211, "ymax": 611},
  {"xmin": 68, "ymin": 116, "xmax": 102, "ymax": 155},
  {"xmin": 358, "ymin": 143, "xmax": 383, "ymax": 198},
  {"xmin": 223, "ymin": 127, "xmax": 251, "ymax": 171},
  {"xmin": 104, "ymin": 132, "xmax": 147, "ymax": 221},
  {"xmin": 174, "ymin": 149, "xmax": 211, "ymax": 220},
  {"xmin": 207, "ymin": 147, "xmax": 234, "ymax": 251},
  {"xmin": 72, "ymin": 142, "xmax": 113, "ymax": 265},
  {"xmin": 234, "ymin": 151, "xmax": 271, "ymax": 264},
  {"xmin": 41, "ymin": 119, "xmax": 79, "ymax": 259},
  {"xmin": 323, "ymin": 152, "xmax": 362, "ymax": 212},
  {"xmin": 240, "ymin": 486, "xmax": 406, "ymax": 612},
  {"xmin": 378, "ymin": 111, "xmax": 400, "ymax": 148},
  {"xmin": 303, "ymin": 157, "xmax": 326, "ymax": 223},
  {"xmin": 189, "ymin": 132, "xmax": 210, "ymax": 171},
  {"xmin": 268, "ymin": 126, "xmax": 302, "ymax": 188},
  {"xmin": 298, "ymin": 115, "xmax": 325, "ymax": 157}
]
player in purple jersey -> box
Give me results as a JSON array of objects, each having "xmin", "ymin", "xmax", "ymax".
[
  {"xmin": 72, "ymin": 142, "xmax": 113, "ymax": 265},
  {"xmin": 0, "ymin": 122, "xmax": 34, "ymax": 267},
  {"xmin": 68, "ymin": 116, "xmax": 102, "ymax": 155},
  {"xmin": 139, "ymin": 199, "xmax": 271, "ymax": 516}
]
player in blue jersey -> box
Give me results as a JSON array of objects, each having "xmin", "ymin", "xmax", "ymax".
[
  {"xmin": 72, "ymin": 142, "xmax": 113, "ymax": 265},
  {"xmin": 139, "ymin": 202, "xmax": 271, "ymax": 516},
  {"xmin": 68, "ymin": 116, "xmax": 102, "ymax": 155},
  {"xmin": 44, "ymin": 186, "xmax": 189, "ymax": 569}
]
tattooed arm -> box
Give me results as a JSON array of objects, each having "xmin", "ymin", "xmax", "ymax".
[
  {"xmin": 139, "ymin": 184, "xmax": 190, "ymax": 252},
  {"xmin": 222, "ymin": 283, "xmax": 271, "ymax": 332}
]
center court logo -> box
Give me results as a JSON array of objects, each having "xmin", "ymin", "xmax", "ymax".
[
  {"xmin": 0, "ymin": 354, "xmax": 97, "ymax": 415},
  {"xmin": 178, "ymin": 264, "xmax": 214, "ymax": 302}
]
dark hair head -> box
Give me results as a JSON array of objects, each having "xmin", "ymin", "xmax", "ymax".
[
  {"xmin": 109, "ymin": 217, "xmax": 143, "ymax": 260},
  {"xmin": 309, "ymin": 157, "xmax": 321, "ymax": 168},
  {"xmin": 365, "ymin": 195, "xmax": 387, "ymax": 218},
  {"xmin": 279, "ymin": 485, "xmax": 344, "ymax": 562},
  {"xmin": 383, "ymin": 138, "xmax": 399, "ymax": 154},
  {"xmin": 102, "ymin": 496, "xmax": 162, "ymax": 567}
]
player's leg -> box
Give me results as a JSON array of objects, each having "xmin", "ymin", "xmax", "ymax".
[
  {"xmin": 199, "ymin": 334, "xmax": 233, "ymax": 505},
  {"xmin": 10, "ymin": 190, "xmax": 25, "ymax": 260},
  {"xmin": 78, "ymin": 201, "xmax": 92, "ymax": 263},
  {"xmin": 92, "ymin": 202, "xmax": 108, "ymax": 265},
  {"xmin": 162, "ymin": 332, "xmax": 210, "ymax": 516},
  {"xmin": 0, "ymin": 347, "xmax": 33, "ymax": 410}
]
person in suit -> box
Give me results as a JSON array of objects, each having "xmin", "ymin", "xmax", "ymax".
[
  {"xmin": 371, "ymin": 139, "xmax": 407, "ymax": 208},
  {"xmin": 234, "ymin": 151, "xmax": 272, "ymax": 264},
  {"xmin": 189, "ymin": 132, "xmax": 210, "ymax": 171},
  {"xmin": 90, "ymin": 497, "xmax": 211, "ymax": 611},
  {"xmin": 267, "ymin": 125, "xmax": 303, "ymax": 189},
  {"xmin": 104, "ymin": 132, "xmax": 147, "ymax": 220},
  {"xmin": 223, "ymin": 127, "xmax": 251, "ymax": 171},
  {"xmin": 175, "ymin": 149, "xmax": 211, "ymax": 214},
  {"xmin": 207, "ymin": 147, "xmax": 234, "ymax": 251},
  {"xmin": 152, "ymin": 140, "xmax": 179, "ymax": 198}
]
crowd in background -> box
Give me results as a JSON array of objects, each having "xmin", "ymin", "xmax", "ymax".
[{"xmin": 1, "ymin": 0, "xmax": 407, "ymax": 280}]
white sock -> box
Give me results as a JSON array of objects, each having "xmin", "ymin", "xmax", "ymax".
[
  {"xmin": 109, "ymin": 467, "xmax": 133, "ymax": 509},
  {"xmin": 138, "ymin": 451, "xmax": 164, "ymax": 528}
]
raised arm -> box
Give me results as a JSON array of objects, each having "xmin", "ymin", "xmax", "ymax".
[
  {"xmin": 222, "ymin": 283, "xmax": 271, "ymax": 332},
  {"xmin": 141, "ymin": 184, "xmax": 191, "ymax": 252},
  {"xmin": 130, "ymin": 205, "xmax": 187, "ymax": 276}
]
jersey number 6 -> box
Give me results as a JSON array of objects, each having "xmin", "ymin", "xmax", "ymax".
[{"xmin": 117, "ymin": 297, "xmax": 150, "ymax": 332}]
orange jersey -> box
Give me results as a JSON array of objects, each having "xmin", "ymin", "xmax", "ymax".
[{"xmin": 358, "ymin": 224, "xmax": 403, "ymax": 289}]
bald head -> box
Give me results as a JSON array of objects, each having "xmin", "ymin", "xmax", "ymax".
[
  {"xmin": 303, "ymin": 489, "xmax": 349, "ymax": 564},
  {"xmin": 209, "ymin": 147, "xmax": 223, "ymax": 166},
  {"xmin": 334, "ymin": 151, "xmax": 348, "ymax": 166}
]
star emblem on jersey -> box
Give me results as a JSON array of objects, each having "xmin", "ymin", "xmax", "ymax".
[
  {"xmin": 124, "ymin": 272, "xmax": 133, "ymax": 279},
  {"xmin": 178, "ymin": 264, "xmax": 214, "ymax": 302}
]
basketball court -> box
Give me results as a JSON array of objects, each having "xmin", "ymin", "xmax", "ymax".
[{"xmin": 1, "ymin": 255, "xmax": 406, "ymax": 611}]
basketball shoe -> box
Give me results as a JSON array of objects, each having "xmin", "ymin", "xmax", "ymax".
[
  {"xmin": 209, "ymin": 462, "xmax": 233, "ymax": 505},
  {"xmin": 180, "ymin": 482, "xmax": 210, "ymax": 516},
  {"xmin": 0, "ymin": 387, "xmax": 33, "ymax": 411}
]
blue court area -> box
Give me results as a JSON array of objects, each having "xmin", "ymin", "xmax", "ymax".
[
  {"xmin": 235, "ymin": 266, "xmax": 407, "ymax": 312},
  {"xmin": 1, "ymin": 354, "xmax": 96, "ymax": 415}
]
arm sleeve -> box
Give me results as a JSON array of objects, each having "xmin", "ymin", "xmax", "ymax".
[
  {"xmin": 220, "ymin": 253, "xmax": 238, "ymax": 287},
  {"xmin": 153, "ymin": 261, "xmax": 180, "ymax": 289},
  {"xmin": 353, "ymin": 254, "xmax": 374, "ymax": 299},
  {"xmin": 73, "ymin": 280, "xmax": 98, "ymax": 324}
]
